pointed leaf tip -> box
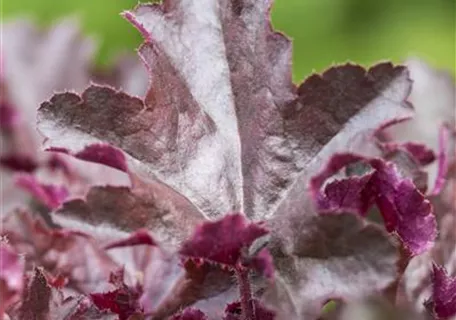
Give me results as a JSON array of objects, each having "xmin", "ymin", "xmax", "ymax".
[{"xmin": 425, "ymin": 264, "xmax": 456, "ymax": 319}]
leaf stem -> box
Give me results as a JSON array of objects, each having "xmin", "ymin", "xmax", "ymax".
[{"xmin": 235, "ymin": 266, "xmax": 255, "ymax": 320}]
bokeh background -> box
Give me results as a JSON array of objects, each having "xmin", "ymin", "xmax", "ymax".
[{"xmin": 3, "ymin": 0, "xmax": 455, "ymax": 81}]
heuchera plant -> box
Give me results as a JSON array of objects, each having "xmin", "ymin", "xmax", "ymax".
[{"xmin": 1, "ymin": 1, "xmax": 455, "ymax": 319}]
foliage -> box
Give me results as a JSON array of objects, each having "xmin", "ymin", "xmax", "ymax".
[{"xmin": 1, "ymin": 1, "xmax": 455, "ymax": 319}]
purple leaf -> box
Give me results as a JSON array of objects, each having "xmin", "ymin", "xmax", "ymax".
[
  {"xmin": 179, "ymin": 214, "xmax": 268, "ymax": 269},
  {"xmin": 37, "ymin": 44, "xmax": 412, "ymax": 319},
  {"xmin": 311, "ymin": 154, "xmax": 436, "ymax": 255},
  {"xmin": 425, "ymin": 264, "xmax": 456, "ymax": 319},
  {"xmin": 38, "ymin": 2, "xmax": 412, "ymax": 222},
  {"xmin": 315, "ymin": 172, "xmax": 375, "ymax": 215},
  {"xmin": 400, "ymin": 213, "xmax": 456, "ymax": 315},
  {"xmin": 177, "ymin": 214, "xmax": 273, "ymax": 318},
  {"xmin": 90, "ymin": 269, "xmax": 143, "ymax": 320}
]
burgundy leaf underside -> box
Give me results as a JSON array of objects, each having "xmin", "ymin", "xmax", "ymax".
[{"xmin": 311, "ymin": 153, "xmax": 436, "ymax": 255}]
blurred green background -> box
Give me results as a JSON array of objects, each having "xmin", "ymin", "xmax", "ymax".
[{"xmin": 3, "ymin": 0, "xmax": 455, "ymax": 82}]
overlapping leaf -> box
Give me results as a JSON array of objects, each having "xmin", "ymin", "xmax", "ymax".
[
  {"xmin": 311, "ymin": 154, "xmax": 436, "ymax": 255},
  {"xmin": 90, "ymin": 269, "xmax": 143, "ymax": 320},
  {"xmin": 425, "ymin": 264, "xmax": 456, "ymax": 319},
  {"xmin": 38, "ymin": 0, "xmax": 413, "ymax": 221}
]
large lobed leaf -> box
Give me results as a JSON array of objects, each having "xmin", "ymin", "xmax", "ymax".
[
  {"xmin": 38, "ymin": 1, "xmax": 413, "ymax": 222},
  {"xmin": 0, "ymin": 0, "xmax": 449, "ymax": 318},
  {"xmin": 33, "ymin": 0, "xmax": 433, "ymax": 318}
]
